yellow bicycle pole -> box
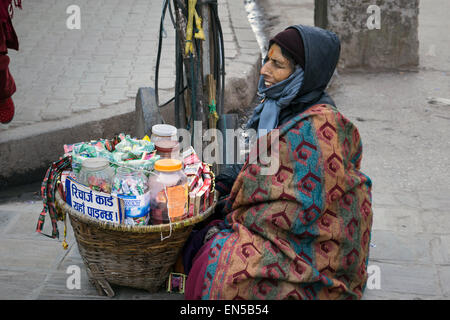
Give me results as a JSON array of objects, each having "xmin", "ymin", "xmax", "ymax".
[
  {"xmin": 194, "ymin": 10, "xmax": 205, "ymax": 40},
  {"xmin": 185, "ymin": 0, "xmax": 205, "ymax": 56},
  {"xmin": 185, "ymin": 0, "xmax": 196, "ymax": 55}
]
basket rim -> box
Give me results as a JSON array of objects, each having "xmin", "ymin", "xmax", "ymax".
[{"xmin": 55, "ymin": 191, "xmax": 215, "ymax": 233}]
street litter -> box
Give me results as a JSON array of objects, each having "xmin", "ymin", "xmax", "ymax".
[{"xmin": 427, "ymin": 97, "xmax": 450, "ymax": 107}]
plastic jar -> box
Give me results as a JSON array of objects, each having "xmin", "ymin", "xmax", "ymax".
[
  {"xmin": 155, "ymin": 140, "xmax": 182, "ymax": 161},
  {"xmin": 151, "ymin": 124, "xmax": 178, "ymax": 143},
  {"xmin": 112, "ymin": 167, "xmax": 150, "ymax": 226},
  {"xmin": 148, "ymin": 159, "xmax": 188, "ymax": 225},
  {"xmin": 78, "ymin": 158, "xmax": 114, "ymax": 193}
]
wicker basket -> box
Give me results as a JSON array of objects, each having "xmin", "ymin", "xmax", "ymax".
[{"xmin": 55, "ymin": 192, "xmax": 215, "ymax": 297}]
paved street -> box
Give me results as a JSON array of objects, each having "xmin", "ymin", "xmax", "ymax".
[
  {"xmin": 0, "ymin": 0, "xmax": 449, "ymax": 300},
  {"xmin": 2, "ymin": 0, "xmax": 255, "ymax": 128}
]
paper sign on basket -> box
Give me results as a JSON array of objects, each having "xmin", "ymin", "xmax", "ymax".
[{"xmin": 65, "ymin": 177, "xmax": 123, "ymax": 224}]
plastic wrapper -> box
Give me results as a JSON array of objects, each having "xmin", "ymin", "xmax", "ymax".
[
  {"xmin": 182, "ymin": 146, "xmax": 201, "ymax": 166},
  {"xmin": 184, "ymin": 162, "xmax": 203, "ymax": 177},
  {"xmin": 114, "ymin": 135, "xmax": 155, "ymax": 158},
  {"xmin": 65, "ymin": 134, "xmax": 157, "ymax": 175}
]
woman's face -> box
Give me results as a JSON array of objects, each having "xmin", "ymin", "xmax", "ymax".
[{"xmin": 260, "ymin": 43, "xmax": 294, "ymax": 88}]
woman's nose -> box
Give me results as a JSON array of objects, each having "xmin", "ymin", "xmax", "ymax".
[{"xmin": 260, "ymin": 62, "xmax": 269, "ymax": 76}]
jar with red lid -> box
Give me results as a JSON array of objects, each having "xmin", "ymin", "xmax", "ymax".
[{"xmin": 154, "ymin": 140, "xmax": 181, "ymax": 161}]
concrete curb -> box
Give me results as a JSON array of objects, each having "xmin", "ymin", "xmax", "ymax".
[
  {"xmin": 223, "ymin": 0, "xmax": 262, "ymax": 114},
  {"xmin": 0, "ymin": 0, "xmax": 261, "ymax": 190},
  {"xmin": 0, "ymin": 100, "xmax": 136, "ymax": 189}
]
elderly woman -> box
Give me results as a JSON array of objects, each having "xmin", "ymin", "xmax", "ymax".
[{"xmin": 183, "ymin": 25, "xmax": 373, "ymax": 300}]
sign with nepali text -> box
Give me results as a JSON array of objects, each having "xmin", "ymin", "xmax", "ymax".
[{"xmin": 65, "ymin": 177, "xmax": 122, "ymax": 224}]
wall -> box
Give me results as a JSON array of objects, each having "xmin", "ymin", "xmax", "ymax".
[{"xmin": 315, "ymin": 0, "xmax": 420, "ymax": 71}]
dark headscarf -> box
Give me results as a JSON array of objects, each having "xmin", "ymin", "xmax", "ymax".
[
  {"xmin": 247, "ymin": 25, "xmax": 341, "ymax": 130},
  {"xmin": 277, "ymin": 25, "xmax": 341, "ymax": 126},
  {"xmin": 270, "ymin": 27, "xmax": 305, "ymax": 70}
]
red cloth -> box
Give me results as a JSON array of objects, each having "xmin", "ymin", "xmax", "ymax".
[
  {"xmin": 0, "ymin": 96, "xmax": 13, "ymax": 123},
  {"xmin": 0, "ymin": 0, "xmax": 21, "ymax": 52},
  {"xmin": 0, "ymin": 54, "xmax": 16, "ymax": 99},
  {"xmin": 184, "ymin": 237, "xmax": 215, "ymax": 300},
  {"xmin": 0, "ymin": 0, "xmax": 20, "ymax": 123},
  {"xmin": 0, "ymin": 54, "xmax": 15, "ymax": 124}
]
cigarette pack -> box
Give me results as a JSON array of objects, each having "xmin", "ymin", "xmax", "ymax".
[
  {"xmin": 195, "ymin": 178, "xmax": 212, "ymax": 214},
  {"xmin": 188, "ymin": 192, "xmax": 196, "ymax": 218},
  {"xmin": 184, "ymin": 162, "xmax": 203, "ymax": 177},
  {"xmin": 188, "ymin": 178, "xmax": 204, "ymax": 217},
  {"xmin": 192, "ymin": 177, "xmax": 203, "ymax": 193},
  {"xmin": 182, "ymin": 146, "xmax": 201, "ymax": 166},
  {"xmin": 187, "ymin": 174, "xmax": 200, "ymax": 192},
  {"xmin": 202, "ymin": 163, "xmax": 211, "ymax": 174},
  {"xmin": 192, "ymin": 189, "xmax": 205, "ymax": 216}
]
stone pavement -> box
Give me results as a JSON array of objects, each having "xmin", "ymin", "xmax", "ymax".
[
  {"xmin": 0, "ymin": 182, "xmax": 183, "ymax": 300},
  {"xmin": 0, "ymin": 0, "xmax": 449, "ymax": 300},
  {"xmin": 0, "ymin": 0, "xmax": 261, "ymax": 188}
]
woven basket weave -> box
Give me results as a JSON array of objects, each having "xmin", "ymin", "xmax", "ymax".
[{"xmin": 55, "ymin": 192, "xmax": 215, "ymax": 297}]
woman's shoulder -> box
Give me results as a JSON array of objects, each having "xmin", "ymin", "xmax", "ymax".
[
  {"xmin": 280, "ymin": 103, "xmax": 359, "ymax": 139},
  {"xmin": 299, "ymin": 103, "xmax": 357, "ymax": 127},
  {"xmin": 305, "ymin": 104, "xmax": 360, "ymax": 136},
  {"xmin": 304, "ymin": 103, "xmax": 337, "ymax": 116},
  {"xmin": 280, "ymin": 103, "xmax": 338, "ymax": 129}
]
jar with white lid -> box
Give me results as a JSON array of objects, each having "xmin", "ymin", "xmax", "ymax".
[
  {"xmin": 77, "ymin": 158, "xmax": 114, "ymax": 193},
  {"xmin": 148, "ymin": 159, "xmax": 188, "ymax": 225},
  {"xmin": 151, "ymin": 124, "xmax": 178, "ymax": 143}
]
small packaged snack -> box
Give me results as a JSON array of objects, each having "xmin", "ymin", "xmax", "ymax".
[
  {"xmin": 182, "ymin": 146, "xmax": 201, "ymax": 166},
  {"xmin": 196, "ymin": 178, "xmax": 212, "ymax": 214},
  {"xmin": 187, "ymin": 178, "xmax": 204, "ymax": 217},
  {"xmin": 188, "ymin": 174, "xmax": 202, "ymax": 192},
  {"xmin": 184, "ymin": 162, "xmax": 203, "ymax": 177}
]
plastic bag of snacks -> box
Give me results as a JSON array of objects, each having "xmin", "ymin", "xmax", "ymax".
[{"xmin": 65, "ymin": 134, "xmax": 158, "ymax": 175}]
